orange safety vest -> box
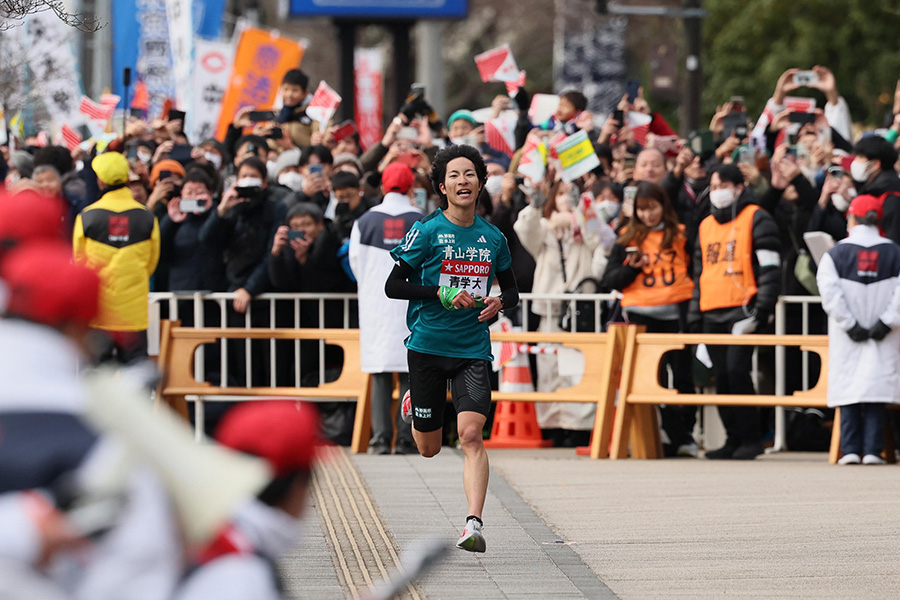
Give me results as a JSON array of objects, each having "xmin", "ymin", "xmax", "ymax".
[
  {"xmin": 698, "ymin": 204, "xmax": 759, "ymax": 312},
  {"xmin": 621, "ymin": 229, "xmax": 694, "ymax": 308}
]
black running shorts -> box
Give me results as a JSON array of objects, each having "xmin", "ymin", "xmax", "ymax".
[{"xmin": 407, "ymin": 349, "xmax": 492, "ymax": 432}]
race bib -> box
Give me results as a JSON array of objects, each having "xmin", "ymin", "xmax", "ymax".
[{"xmin": 439, "ymin": 260, "xmax": 490, "ymax": 295}]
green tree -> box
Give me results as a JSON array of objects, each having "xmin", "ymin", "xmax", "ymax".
[{"xmin": 703, "ymin": 0, "xmax": 900, "ymax": 127}]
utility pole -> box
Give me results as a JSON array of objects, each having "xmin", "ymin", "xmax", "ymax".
[{"xmin": 683, "ymin": 0, "xmax": 703, "ymax": 132}]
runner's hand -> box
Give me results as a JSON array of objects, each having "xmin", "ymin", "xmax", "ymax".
[
  {"xmin": 438, "ymin": 286, "xmax": 477, "ymax": 311},
  {"xmin": 477, "ymin": 296, "xmax": 502, "ymax": 322}
]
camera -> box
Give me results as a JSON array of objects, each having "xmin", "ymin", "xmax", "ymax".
[
  {"xmin": 288, "ymin": 230, "xmax": 306, "ymax": 241},
  {"xmin": 399, "ymin": 84, "xmax": 442, "ymax": 132},
  {"xmin": 236, "ymin": 185, "xmax": 262, "ymax": 198}
]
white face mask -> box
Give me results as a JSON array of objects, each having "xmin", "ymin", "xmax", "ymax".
[
  {"xmin": 597, "ymin": 199, "xmax": 621, "ymax": 223},
  {"xmin": 266, "ymin": 160, "xmax": 279, "ymax": 182},
  {"xmin": 278, "ymin": 171, "xmax": 304, "ymax": 192},
  {"xmin": 137, "ymin": 150, "xmax": 152, "ymax": 164},
  {"xmin": 235, "ymin": 177, "xmax": 263, "ymax": 188},
  {"xmin": 709, "ymin": 187, "xmax": 737, "ymax": 209},
  {"xmin": 204, "ymin": 152, "xmax": 223, "ymax": 170},
  {"xmin": 831, "ymin": 193, "xmax": 850, "ymax": 213},
  {"xmin": 850, "ymin": 159, "xmax": 874, "ymax": 183},
  {"xmin": 484, "ymin": 175, "xmax": 503, "ymax": 197}
]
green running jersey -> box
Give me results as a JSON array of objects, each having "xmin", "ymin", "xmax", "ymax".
[{"xmin": 390, "ymin": 210, "xmax": 512, "ymax": 361}]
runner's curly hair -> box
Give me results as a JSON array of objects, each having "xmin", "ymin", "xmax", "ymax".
[{"xmin": 430, "ymin": 144, "xmax": 487, "ymax": 203}]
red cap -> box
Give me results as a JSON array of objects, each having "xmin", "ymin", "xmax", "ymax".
[
  {"xmin": 381, "ymin": 161, "xmax": 415, "ymax": 194},
  {"xmin": 847, "ymin": 194, "xmax": 883, "ymax": 220},
  {"xmin": 1, "ymin": 242, "xmax": 100, "ymax": 328},
  {"xmin": 216, "ymin": 401, "xmax": 321, "ymax": 476},
  {"xmin": 0, "ymin": 190, "xmax": 66, "ymax": 261}
]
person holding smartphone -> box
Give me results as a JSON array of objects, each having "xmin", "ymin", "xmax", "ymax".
[
  {"xmin": 601, "ymin": 181, "xmax": 698, "ymax": 456},
  {"xmin": 285, "ymin": 146, "xmax": 334, "ymax": 212}
]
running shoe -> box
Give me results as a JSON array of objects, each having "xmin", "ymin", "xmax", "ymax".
[
  {"xmin": 401, "ymin": 390, "xmax": 413, "ymax": 424},
  {"xmin": 862, "ymin": 454, "xmax": 886, "ymax": 465},
  {"xmin": 456, "ymin": 517, "xmax": 486, "ymax": 553},
  {"xmin": 837, "ymin": 453, "xmax": 861, "ymax": 465}
]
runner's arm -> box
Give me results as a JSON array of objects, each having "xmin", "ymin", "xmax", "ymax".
[
  {"xmin": 385, "ymin": 259, "xmax": 440, "ymax": 300},
  {"xmin": 496, "ymin": 267, "xmax": 519, "ymax": 310}
]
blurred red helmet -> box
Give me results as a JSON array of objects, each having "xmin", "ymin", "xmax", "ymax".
[
  {"xmin": 1, "ymin": 241, "xmax": 100, "ymax": 328},
  {"xmin": 216, "ymin": 401, "xmax": 321, "ymax": 477}
]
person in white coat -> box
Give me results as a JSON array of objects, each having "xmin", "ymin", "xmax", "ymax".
[
  {"xmin": 513, "ymin": 177, "xmax": 600, "ymax": 444},
  {"xmin": 349, "ymin": 162, "xmax": 424, "ymax": 454},
  {"xmin": 816, "ymin": 194, "xmax": 900, "ymax": 465}
]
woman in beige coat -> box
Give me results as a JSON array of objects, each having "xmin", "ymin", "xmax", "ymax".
[{"xmin": 513, "ymin": 178, "xmax": 600, "ymax": 442}]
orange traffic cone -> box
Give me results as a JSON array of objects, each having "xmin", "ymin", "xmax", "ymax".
[{"xmin": 485, "ymin": 352, "xmax": 551, "ymax": 449}]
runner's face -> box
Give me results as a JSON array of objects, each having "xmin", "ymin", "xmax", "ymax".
[{"xmin": 441, "ymin": 157, "xmax": 481, "ymax": 210}]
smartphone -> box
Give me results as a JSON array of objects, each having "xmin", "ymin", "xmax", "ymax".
[
  {"xmin": 622, "ymin": 154, "xmax": 636, "ymax": 171},
  {"xmin": 625, "ymin": 246, "xmax": 640, "ymax": 255},
  {"xmin": 309, "ymin": 164, "xmax": 323, "ymax": 176},
  {"xmin": 125, "ymin": 145, "xmax": 138, "ymax": 160},
  {"xmin": 413, "ymin": 188, "xmax": 427, "ymax": 211},
  {"xmin": 730, "ymin": 96, "xmax": 745, "ymax": 113},
  {"xmin": 689, "ymin": 129, "xmax": 715, "ymax": 155},
  {"xmin": 623, "ymin": 185, "xmax": 637, "ymax": 204},
  {"xmin": 625, "ymin": 78, "xmax": 640, "ymax": 103},
  {"xmin": 736, "ymin": 145, "xmax": 754, "ymax": 165},
  {"xmin": 397, "ymin": 126, "xmax": 419, "ymax": 141},
  {"xmin": 158, "ymin": 170, "xmax": 173, "ymax": 181},
  {"xmin": 792, "ymin": 70, "xmax": 819, "ymax": 87},
  {"xmin": 129, "ymin": 107, "xmax": 143, "ymax": 119},
  {"xmin": 168, "ymin": 143, "xmax": 193, "ymax": 165},
  {"xmin": 786, "ymin": 145, "xmax": 799, "ymax": 158},
  {"xmin": 288, "ymin": 230, "xmax": 306, "ymax": 241},
  {"xmin": 788, "ymin": 112, "xmax": 816, "ymax": 125},
  {"xmin": 331, "ymin": 120, "xmax": 357, "ymax": 143},
  {"xmin": 651, "ymin": 135, "xmax": 680, "ymax": 155},
  {"xmin": 248, "ymin": 110, "xmax": 276, "ymax": 122},
  {"xmin": 179, "ymin": 198, "xmax": 205, "ymax": 213},
  {"xmin": 611, "ymin": 109, "xmax": 624, "ymax": 124},
  {"xmin": 167, "ymin": 108, "xmax": 186, "ymax": 122},
  {"xmin": 722, "ymin": 113, "xmax": 748, "ymax": 138},
  {"xmin": 266, "ymin": 126, "xmax": 283, "ymax": 140}
]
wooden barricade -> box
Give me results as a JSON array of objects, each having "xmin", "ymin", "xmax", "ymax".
[
  {"xmin": 155, "ymin": 321, "xmax": 630, "ymax": 459},
  {"xmin": 608, "ymin": 328, "xmax": 846, "ymax": 462},
  {"xmin": 154, "ymin": 321, "xmax": 373, "ymax": 451}
]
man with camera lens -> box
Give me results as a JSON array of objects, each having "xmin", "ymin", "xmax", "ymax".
[{"xmin": 146, "ymin": 159, "xmax": 186, "ymax": 214}]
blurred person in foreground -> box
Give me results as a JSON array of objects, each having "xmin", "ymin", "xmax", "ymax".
[
  {"xmin": 72, "ymin": 152, "xmax": 160, "ymax": 365},
  {"xmin": 0, "ymin": 242, "xmax": 182, "ymax": 600},
  {"xmin": 817, "ymin": 195, "xmax": 900, "ymax": 465},
  {"xmin": 349, "ymin": 162, "xmax": 423, "ymax": 455},
  {"xmin": 174, "ymin": 402, "xmax": 321, "ymax": 600}
]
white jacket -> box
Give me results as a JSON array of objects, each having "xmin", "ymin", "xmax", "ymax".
[
  {"xmin": 348, "ymin": 193, "xmax": 422, "ymax": 373},
  {"xmin": 513, "ymin": 204, "xmax": 600, "ymax": 318},
  {"xmin": 816, "ymin": 225, "xmax": 900, "ymax": 407}
]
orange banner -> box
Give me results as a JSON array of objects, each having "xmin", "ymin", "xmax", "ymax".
[{"xmin": 214, "ymin": 26, "xmax": 307, "ymax": 141}]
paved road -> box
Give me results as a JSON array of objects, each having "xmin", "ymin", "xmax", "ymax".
[{"xmin": 282, "ymin": 448, "xmax": 900, "ymax": 599}]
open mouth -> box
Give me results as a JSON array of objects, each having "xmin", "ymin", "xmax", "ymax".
[{"xmin": 457, "ymin": 188, "xmax": 472, "ymax": 198}]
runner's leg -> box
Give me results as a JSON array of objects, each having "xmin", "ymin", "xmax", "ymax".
[
  {"xmin": 457, "ymin": 410, "xmax": 488, "ymax": 518},
  {"xmin": 451, "ymin": 359, "xmax": 492, "ymax": 519}
]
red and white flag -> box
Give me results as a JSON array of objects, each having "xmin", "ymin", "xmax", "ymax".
[
  {"xmin": 60, "ymin": 123, "xmax": 83, "ymax": 151},
  {"xmin": 474, "ymin": 44, "xmax": 520, "ymax": 83},
  {"xmin": 784, "ymin": 96, "xmax": 816, "ymax": 113},
  {"xmin": 79, "ymin": 95, "xmax": 115, "ymax": 122},
  {"xmin": 626, "ymin": 111, "xmax": 652, "ymax": 146},
  {"xmin": 100, "ymin": 94, "xmax": 121, "ymax": 108},
  {"xmin": 306, "ymin": 81, "xmax": 341, "ymax": 130},
  {"xmin": 517, "ymin": 131, "xmax": 547, "ymax": 182},
  {"xmin": 34, "ymin": 131, "xmax": 49, "ymax": 147},
  {"xmin": 505, "ymin": 70, "xmax": 526, "ymax": 96},
  {"xmin": 485, "ymin": 116, "xmax": 517, "ymax": 157},
  {"xmin": 354, "ymin": 48, "xmax": 383, "ymax": 151}
]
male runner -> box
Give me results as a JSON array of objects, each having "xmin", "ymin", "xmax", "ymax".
[{"xmin": 385, "ymin": 144, "xmax": 519, "ymax": 553}]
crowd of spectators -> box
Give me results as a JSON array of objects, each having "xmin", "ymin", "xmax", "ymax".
[{"xmin": 4, "ymin": 64, "xmax": 900, "ymax": 455}]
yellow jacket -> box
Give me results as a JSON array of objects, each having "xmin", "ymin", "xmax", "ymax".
[{"xmin": 73, "ymin": 187, "xmax": 160, "ymax": 331}]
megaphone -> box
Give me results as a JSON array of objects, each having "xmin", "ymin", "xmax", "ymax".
[{"xmin": 81, "ymin": 370, "xmax": 272, "ymax": 547}]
